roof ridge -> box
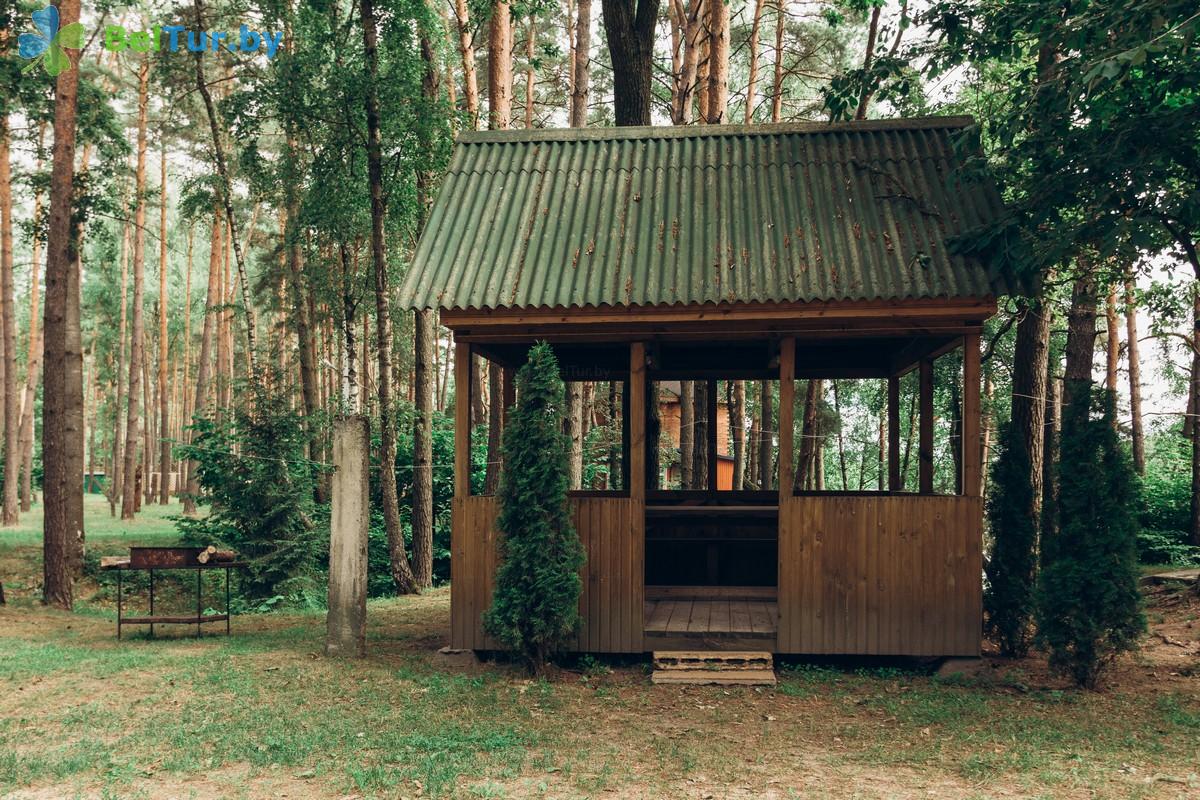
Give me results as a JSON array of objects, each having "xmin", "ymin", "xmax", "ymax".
[{"xmin": 456, "ymin": 116, "xmax": 976, "ymax": 145}]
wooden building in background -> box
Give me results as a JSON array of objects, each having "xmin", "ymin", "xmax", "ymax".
[{"xmin": 399, "ymin": 117, "xmax": 1005, "ymax": 656}]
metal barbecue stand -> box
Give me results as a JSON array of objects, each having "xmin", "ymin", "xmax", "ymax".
[{"xmin": 107, "ymin": 547, "xmax": 245, "ymax": 639}]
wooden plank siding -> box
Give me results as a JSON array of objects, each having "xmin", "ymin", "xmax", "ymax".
[
  {"xmin": 449, "ymin": 495, "xmax": 644, "ymax": 653},
  {"xmin": 776, "ymin": 494, "xmax": 982, "ymax": 656}
]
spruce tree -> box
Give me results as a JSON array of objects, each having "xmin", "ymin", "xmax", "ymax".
[
  {"xmin": 983, "ymin": 422, "xmax": 1038, "ymax": 656},
  {"xmin": 484, "ymin": 343, "xmax": 585, "ymax": 674},
  {"xmin": 1037, "ymin": 388, "xmax": 1144, "ymax": 688}
]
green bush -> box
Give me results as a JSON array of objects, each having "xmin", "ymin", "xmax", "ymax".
[
  {"xmin": 1136, "ymin": 431, "xmax": 1198, "ymax": 565},
  {"xmin": 1036, "ymin": 387, "xmax": 1145, "ymax": 689},
  {"xmin": 1136, "ymin": 529, "xmax": 1200, "ymax": 567},
  {"xmin": 484, "ymin": 343, "xmax": 585, "ymax": 674},
  {"xmin": 983, "ymin": 422, "xmax": 1038, "ymax": 656},
  {"xmin": 176, "ymin": 390, "xmax": 330, "ymax": 604}
]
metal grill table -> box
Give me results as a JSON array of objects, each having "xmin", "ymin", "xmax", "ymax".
[{"xmin": 104, "ymin": 547, "xmax": 245, "ymax": 639}]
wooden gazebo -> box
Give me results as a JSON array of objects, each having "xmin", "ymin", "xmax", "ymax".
[{"xmin": 399, "ymin": 117, "xmax": 1004, "ymax": 657}]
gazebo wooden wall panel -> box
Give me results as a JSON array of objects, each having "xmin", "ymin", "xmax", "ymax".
[
  {"xmin": 776, "ymin": 495, "xmax": 982, "ymax": 656},
  {"xmin": 449, "ymin": 495, "xmax": 644, "ymax": 653}
]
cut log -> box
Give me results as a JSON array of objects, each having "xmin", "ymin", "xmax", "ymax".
[
  {"xmin": 100, "ymin": 556, "xmax": 132, "ymax": 569},
  {"xmin": 197, "ymin": 549, "xmax": 236, "ymax": 564}
]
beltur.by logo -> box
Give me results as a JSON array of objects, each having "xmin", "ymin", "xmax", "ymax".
[
  {"xmin": 18, "ymin": 5, "xmax": 83, "ymax": 76},
  {"xmin": 104, "ymin": 23, "xmax": 285, "ymax": 58}
]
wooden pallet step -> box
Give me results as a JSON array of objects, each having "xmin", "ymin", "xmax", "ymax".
[
  {"xmin": 651, "ymin": 668, "xmax": 777, "ymax": 686},
  {"xmin": 653, "ymin": 650, "xmax": 773, "ymax": 671}
]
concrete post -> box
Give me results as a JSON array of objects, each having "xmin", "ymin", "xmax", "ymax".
[{"xmin": 326, "ymin": 415, "xmax": 370, "ymax": 657}]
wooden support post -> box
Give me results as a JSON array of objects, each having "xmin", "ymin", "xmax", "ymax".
[
  {"xmin": 454, "ymin": 341, "xmax": 471, "ymax": 498},
  {"xmin": 326, "ymin": 415, "xmax": 370, "ymax": 658},
  {"xmin": 919, "ymin": 359, "xmax": 934, "ymax": 494},
  {"xmin": 962, "ymin": 333, "xmax": 982, "ymax": 497},
  {"xmin": 630, "ymin": 342, "xmax": 646, "ymax": 503},
  {"xmin": 778, "ymin": 338, "xmax": 796, "ymax": 499},
  {"xmin": 887, "ymin": 375, "xmax": 901, "ymax": 491}
]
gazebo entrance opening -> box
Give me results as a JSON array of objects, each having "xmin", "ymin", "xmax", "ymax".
[{"xmin": 642, "ymin": 341, "xmax": 782, "ymax": 647}]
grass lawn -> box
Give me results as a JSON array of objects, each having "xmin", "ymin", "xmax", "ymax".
[{"xmin": 2, "ymin": 500, "xmax": 1200, "ymax": 799}]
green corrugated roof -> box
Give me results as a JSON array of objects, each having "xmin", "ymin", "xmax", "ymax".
[{"xmin": 398, "ymin": 116, "xmax": 1007, "ymax": 312}]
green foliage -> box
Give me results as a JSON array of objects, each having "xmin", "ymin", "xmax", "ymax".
[
  {"xmin": 1136, "ymin": 430, "xmax": 1200, "ymax": 566},
  {"xmin": 176, "ymin": 389, "xmax": 330, "ymax": 605},
  {"xmin": 364, "ymin": 403, "xmax": 458, "ymax": 594},
  {"xmin": 1037, "ymin": 388, "xmax": 1145, "ymax": 688},
  {"xmin": 983, "ymin": 422, "xmax": 1038, "ymax": 657},
  {"xmin": 484, "ymin": 343, "xmax": 585, "ymax": 674}
]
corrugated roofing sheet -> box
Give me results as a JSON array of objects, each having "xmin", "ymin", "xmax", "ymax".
[{"xmin": 398, "ymin": 116, "xmax": 1007, "ymax": 312}]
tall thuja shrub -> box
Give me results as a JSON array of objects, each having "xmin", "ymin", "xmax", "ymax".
[
  {"xmin": 1037, "ymin": 388, "xmax": 1144, "ymax": 688},
  {"xmin": 984, "ymin": 422, "xmax": 1038, "ymax": 656},
  {"xmin": 484, "ymin": 343, "xmax": 585, "ymax": 674}
]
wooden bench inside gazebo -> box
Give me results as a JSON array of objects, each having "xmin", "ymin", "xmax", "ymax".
[{"xmin": 399, "ymin": 116, "xmax": 1004, "ymax": 657}]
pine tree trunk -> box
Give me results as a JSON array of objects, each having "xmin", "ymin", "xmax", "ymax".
[
  {"xmin": 704, "ymin": 0, "xmax": 729, "ymax": 123},
  {"xmin": 679, "ymin": 380, "xmax": 694, "ymax": 487},
  {"xmin": 0, "ymin": 112, "xmax": 17, "ymax": 525},
  {"xmin": 412, "ymin": 309, "xmax": 435, "ymax": 587},
  {"xmin": 481, "ymin": 0, "xmax": 513, "ymax": 495},
  {"xmin": 524, "ymin": 20, "xmax": 536, "ymax": 127},
  {"xmin": 488, "ymin": 0, "xmax": 513, "ymax": 131},
  {"xmin": 284, "ymin": 135, "xmax": 322, "ymax": 501},
  {"xmin": 601, "ymin": 0, "xmax": 661, "ymax": 125},
  {"xmin": 771, "ymin": 0, "xmax": 785, "ymax": 122},
  {"xmin": 18, "ymin": 144, "xmax": 45, "ymax": 513},
  {"xmin": 41, "ymin": 0, "xmax": 84, "ymax": 609},
  {"xmin": 832, "ymin": 380, "xmax": 848, "ymax": 489},
  {"xmin": 877, "ymin": 405, "xmax": 885, "ymax": 490},
  {"xmin": 745, "ymin": 0, "xmax": 766, "ymax": 123},
  {"xmin": 143, "ymin": 350, "xmax": 155, "ymax": 505},
  {"xmin": 1010, "ymin": 298, "xmax": 1051, "ymax": 515},
  {"xmin": 192, "ymin": 0, "xmax": 258, "ymax": 380},
  {"xmin": 121, "ymin": 58, "xmax": 150, "ymax": 521},
  {"xmin": 157, "ymin": 138, "xmax": 171, "ymax": 505},
  {"xmin": 646, "ymin": 381, "xmax": 661, "ymax": 490},
  {"xmin": 567, "ymin": 382, "xmax": 583, "ymax": 488},
  {"xmin": 178, "ymin": 224, "xmax": 193, "ymax": 499},
  {"xmin": 980, "ymin": 373, "xmax": 993, "ymax": 493},
  {"xmin": 669, "ymin": 0, "xmax": 703, "ymax": 124},
  {"xmin": 853, "ymin": 5, "xmax": 881, "ymax": 120},
  {"xmin": 183, "ymin": 207, "xmax": 223, "ymax": 514},
  {"xmin": 796, "ymin": 380, "xmax": 820, "ymax": 490},
  {"xmin": 361, "ymin": 0, "xmax": 418, "ymax": 594},
  {"xmin": 453, "ymin": 0, "xmax": 479, "ymax": 128},
  {"xmin": 108, "ymin": 179, "xmax": 130, "ymax": 513},
  {"xmin": 758, "ymin": 379, "xmax": 771, "ymax": 488},
  {"xmin": 692, "ymin": 380, "xmax": 708, "ymax": 488},
  {"xmin": 1124, "ymin": 278, "xmax": 1145, "ymax": 473},
  {"xmin": 1062, "ymin": 275, "xmax": 1098, "ymax": 407},
  {"xmin": 1105, "ymin": 285, "xmax": 1120, "ymax": 398},
  {"xmin": 485, "ymin": 366, "xmax": 506, "ymax": 493},
  {"xmin": 1041, "ymin": 367, "xmax": 1060, "ymax": 545},
  {"xmin": 732, "ymin": 380, "xmax": 746, "ymax": 489},
  {"xmin": 570, "ymin": 0, "xmax": 592, "ymax": 126}
]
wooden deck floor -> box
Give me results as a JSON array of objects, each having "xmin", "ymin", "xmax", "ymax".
[{"xmin": 644, "ymin": 598, "xmax": 778, "ymax": 636}]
